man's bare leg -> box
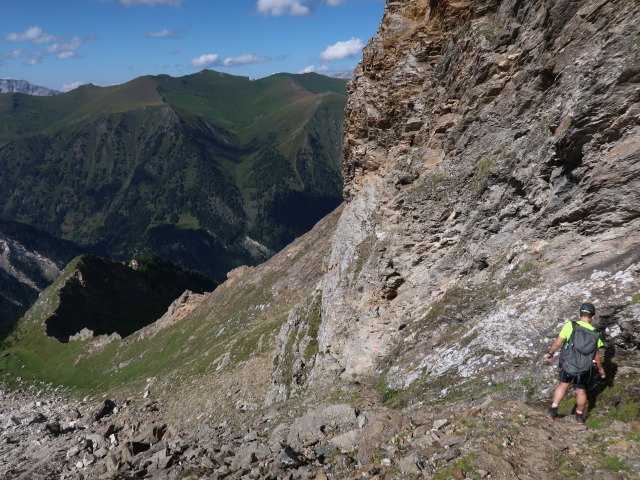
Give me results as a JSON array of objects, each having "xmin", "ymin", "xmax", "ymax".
[{"xmin": 552, "ymin": 382, "xmax": 570, "ymax": 406}]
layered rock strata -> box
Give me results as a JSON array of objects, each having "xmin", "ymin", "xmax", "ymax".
[{"xmin": 311, "ymin": 0, "xmax": 640, "ymax": 390}]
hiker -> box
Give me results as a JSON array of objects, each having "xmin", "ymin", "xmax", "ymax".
[{"xmin": 544, "ymin": 302, "xmax": 606, "ymax": 424}]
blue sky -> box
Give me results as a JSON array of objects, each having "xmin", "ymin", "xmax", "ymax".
[{"xmin": 0, "ymin": 0, "xmax": 384, "ymax": 92}]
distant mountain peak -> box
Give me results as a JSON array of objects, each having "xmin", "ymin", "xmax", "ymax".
[{"xmin": 0, "ymin": 79, "xmax": 60, "ymax": 96}]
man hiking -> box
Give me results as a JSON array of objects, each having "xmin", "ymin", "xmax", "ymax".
[{"xmin": 544, "ymin": 302, "xmax": 606, "ymax": 424}]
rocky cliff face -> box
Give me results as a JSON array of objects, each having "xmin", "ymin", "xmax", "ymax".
[{"xmin": 311, "ymin": 0, "xmax": 640, "ymax": 393}]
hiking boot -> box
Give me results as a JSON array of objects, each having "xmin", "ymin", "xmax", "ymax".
[
  {"xmin": 575, "ymin": 412, "xmax": 586, "ymax": 425},
  {"xmin": 546, "ymin": 407, "xmax": 558, "ymax": 420}
]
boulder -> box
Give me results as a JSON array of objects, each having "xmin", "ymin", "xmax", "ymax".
[
  {"xmin": 397, "ymin": 453, "xmax": 422, "ymax": 475},
  {"xmin": 134, "ymin": 424, "xmax": 166, "ymax": 444},
  {"xmin": 26, "ymin": 413, "xmax": 47, "ymax": 425},
  {"xmin": 94, "ymin": 447, "xmax": 109, "ymax": 459},
  {"xmin": 287, "ymin": 404, "xmax": 357, "ymax": 449},
  {"xmin": 356, "ymin": 409, "xmax": 409, "ymax": 462},
  {"xmin": 436, "ymin": 435, "xmax": 464, "ymax": 448},
  {"xmin": 92, "ymin": 399, "xmax": 116, "ymax": 421},
  {"xmin": 45, "ymin": 422, "xmax": 62, "ymax": 435},
  {"xmin": 87, "ymin": 433, "xmax": 107, "ymax": 450},
  {"xmin": 231, "ymin": 441, "xmax": 271, "ymax": 470},
  {"xmin": 328, "ymin": 429, "xmax": 361, "ymax": 452},
  {"xmin": 105, "ymin": 452, "xmax": 120, "ymax": 471},
  {"xmin": 146, "ymin": 447, "xmax": 176, "ymax": 471},
  {"xmin": 269, "ymin": 423, "xmax": 290, "ymax": 451},
  {"xmin": 275, "ymin": 446, "xmax": 304, "ymax": 469}
]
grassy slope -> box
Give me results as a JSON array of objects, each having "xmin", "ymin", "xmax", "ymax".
[{"xmin": 0, "ymin": 207, "xmax": 342, "ymax": 405}]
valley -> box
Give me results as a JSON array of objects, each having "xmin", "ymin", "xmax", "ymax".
[{"xmin": 0, "ymin": 71, "xmax": 346, "ymax": 281}]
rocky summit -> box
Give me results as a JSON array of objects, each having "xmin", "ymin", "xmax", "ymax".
[
  {"xmin": 1, "ymin": 0, "xmax": 639, "ymax": 479},
  {"xmin": 0, "ymin": 79, "xmax": 60, "ymax": 96}
]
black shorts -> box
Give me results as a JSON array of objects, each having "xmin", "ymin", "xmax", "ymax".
[{"xmin": 559, "ymin": 368, "xmax": 592, "ymax": 389}]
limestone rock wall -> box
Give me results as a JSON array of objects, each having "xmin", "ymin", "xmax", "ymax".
[{"xmin": 316, "ymin": 0, "xmax": 640, "ymax": 388}]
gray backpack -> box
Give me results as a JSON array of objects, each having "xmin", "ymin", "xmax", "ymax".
[{"xmin": 560, "ymin": 321, "xmax": 600, "ymax": 376}]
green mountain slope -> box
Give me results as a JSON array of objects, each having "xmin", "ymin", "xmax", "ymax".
[
  {"xmin": 0, "ymin": 71, "xmax": 345, "ymax": 281},
  {"xmin": 0, "ymin": 207, "xmax": 341, "ymax": 398}
]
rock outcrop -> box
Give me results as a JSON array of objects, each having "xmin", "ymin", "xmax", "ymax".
[
  {"xmin": 41, "ymin": 254, "xmax": 214, "ymax": 342},
  {"xmin": 312, "ymin": 0, "xmax": 640, "ymax": 392}
]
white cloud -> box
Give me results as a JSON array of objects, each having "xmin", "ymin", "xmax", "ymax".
[
  {"xmin": 298, "ymin": 64, "xmax": 351, "ymax": 78},
  {"xmin": 5, "ymin": 26, "xmax": 55, "ymax": 44},
  {"xmin": 61, "ymin": 81, "xmax": 85, "ymax": 92},
  {"xmin": 3, "ymin": 49, "xmax": 23, "ymax": 59},
  {"xmin": 45, "ymin": 37, "xmax": 83, "ymax": 54},
  {"xmin": 328, "ymin": 67, "xmax": 355, "ymax": 79},
  {"xmin": 57, "ymin": 51, "xmax": 76, "ymax": 60},
  {"xmin": 320, "ymin": 37, "xmax": 363, "ymax": 61},
  {"xmin": 190, "ymin": 53, "xmax": 219, "ymax": 68},
  {"xmin": 222, "ymin": 54, "xmax": 269, "ymax": 67},
  {"xmin": 19, "ymin": 34, "xmax": 88, "ymax": 66},
  {"xmin": 257, "ymin": 0, "xmax": 310, "ymax": 16},
  {"xmin": 190, "ymin": 53, "xmax": 270, "ymax": 69},
  {"xmin": 298, "ymin": 64, "xmax": 329, "ymax": 74},
  {"xmin": 256, "ymin": 0, "xmax": 343, "ymax": 17},
  {"xmin": 144, "ymin": 29, "xmax": 180, "ymax": 38},
  {"xmin": 117, "ymin": 0, "xmax": 185, "ymax": 6}
]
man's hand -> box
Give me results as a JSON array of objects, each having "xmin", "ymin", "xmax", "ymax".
[
  {"xmin": 598, "ymin": 368, "xmax": 606, "ymax": 379},
  {"xmin": 544, "ymin": 353, "xmax": 554, "ymax": 363}
]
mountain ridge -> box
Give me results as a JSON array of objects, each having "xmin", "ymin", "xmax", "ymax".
[{"xmin": 0, "ymin": 70, "xmax": 346, "ymax": 281}]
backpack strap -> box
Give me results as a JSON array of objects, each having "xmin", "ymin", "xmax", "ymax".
[{"xmin": 566, "ymin": 320, "xmax": 577, "ymax": 347}]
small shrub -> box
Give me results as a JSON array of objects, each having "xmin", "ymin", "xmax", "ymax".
[
  {"xmin": 629, "ymin": 293, "xmax": 640, "ymax": 305},
  {"xmin": 477, "ymin": 23, "xmax": 505, "ymax": 43},
  {"xmin": 599, "ymin": 455, "xmax": 629, "ymax": 472},
  {"xmin": 585, "ymin": 416, "xmax": 607, "ymax": 430},
  {"xmin": 519, "ymin": 377, "xmax": 534, "ymax": 388},
  {"xmin": 374, "ymin": 376, "xmax": 400, "ymax": 405},
  {"xmin": 625, "ymin": 431, "xmax": 640, "ymax": 442},
  {"xmin": 609, "ymin": 402, "xmax": 640, "ymax": 421},
  {"xmin": 492, "ymin": 382, "xmax": 509, "ymax": 392}
]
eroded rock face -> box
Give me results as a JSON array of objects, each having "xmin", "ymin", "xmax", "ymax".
[{"xmin": 313, "ymin": 0, "xmax": 640, "ymax": 386}]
